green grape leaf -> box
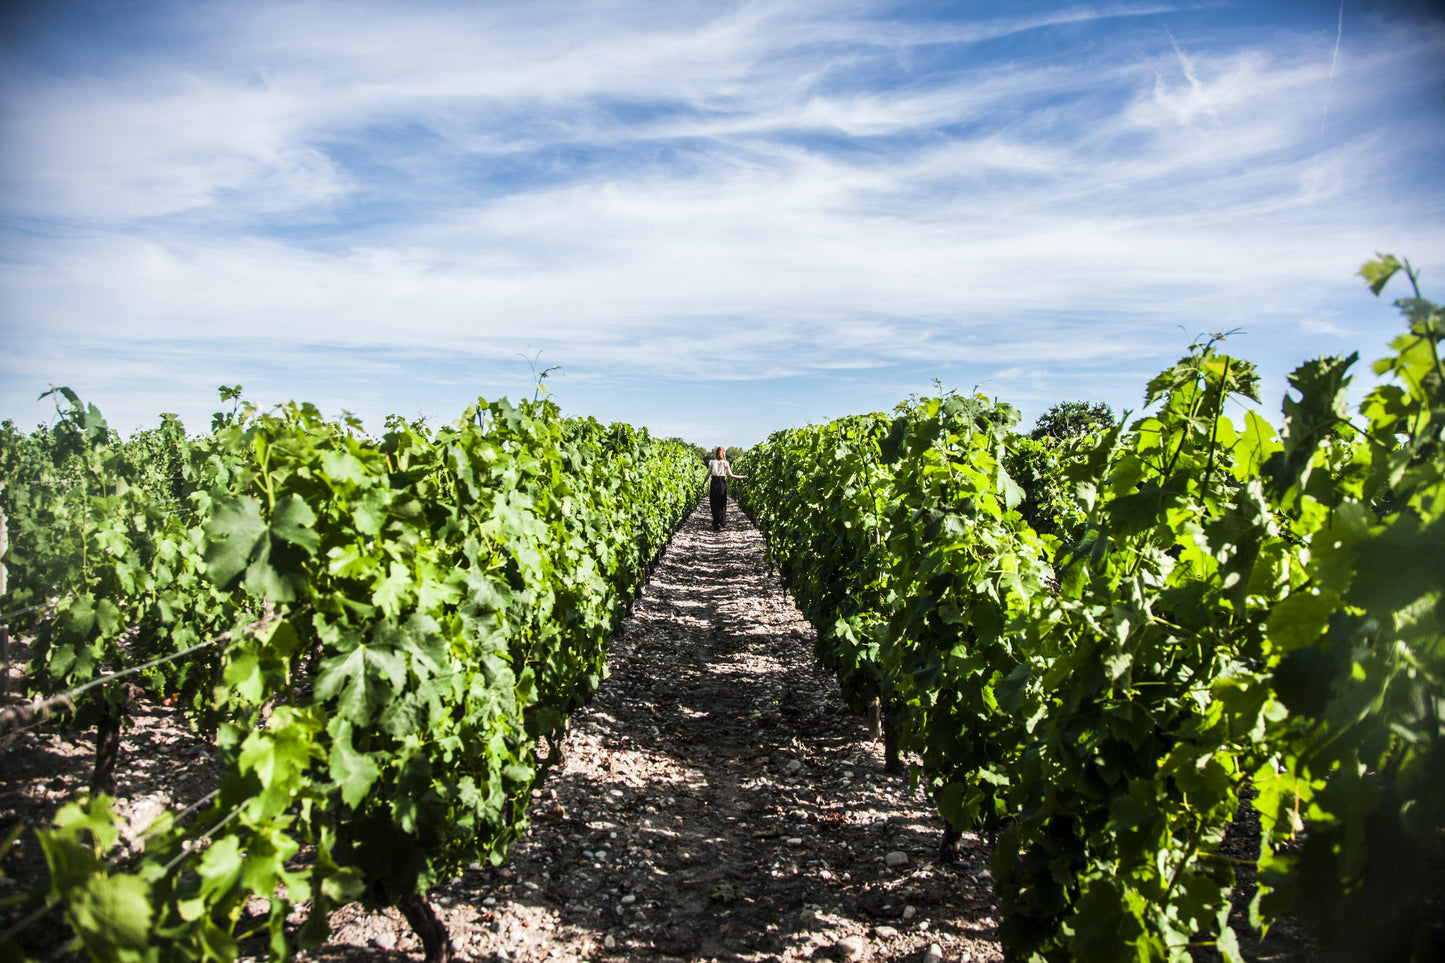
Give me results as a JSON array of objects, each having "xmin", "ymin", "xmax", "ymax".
[
  {"xmin": 880, "ymin": 416, "xmax": 909, "ymax": 464},
  {"xmin": 328, "ymin": 719, "xmax": 382, "ymax": 807},
  {"xmin": 997, "ymin": 663, "xmax": 1031, "ymax": 715},
  {"xmin": 1106, "ymin": 479, "xmax": 1166, "ymax": 537},
  {"xmin": 270, "ymin": 493, "xmax": 319, "ymax": 552},
  {"xmin": 1269, "ymin": 354, "xmax": 1357, "ymax": 494},
  {"xmin": 353, "ymin": 491, "xmax": 390, "ymax": 536},
  {"xmin": 372, "ymin": 561, "xmax": 413, "ymax": 616},
  {"xmin": 49, "ymin": 642, "xmax": 77, "ymax": 679},
  {"xmin": 1350, "ymin": 514, "xmax": 1444, "ymax": 616},
  {"xmin": 315, "ymin": 641, "xmax": 409, "ymax": 726},
  {"xmin": 1216, "ymin": 922, "xmax": 1243, "ymax": 963},
  {"xmin": 239, "ymin": 828, "xmax": 300, "ymax": 896},
  {"xmin": 203, "ymin": 495, "xmax": 267, "ymax": 589},
  {"xmin": 320, "ymin": 449, "xmax": 369, "ymax": 489},
  {"xmin": 68, "ymin": 873, "xmax": 153, "ymax": 954},
  {"xmin": 242, "ymin": 551, "xmax": 302, "ymax": 604},
  {"xmin": 196, "ymin": 835, "xmax": 244, "ymax": 904},
  {"xmin": 1266, "ymin": 590, "xmax": 1336, "ymax": 651},
  {"xmin": 223, "ymin": 643, "xmax": 265, "ymax": 705},
  {"xmin": 1359, "ymin": 254, "xmax": 1404, "ymax": 295},
  {"xmin": 49, "ymin": 796, "xmax": 125, "ymax": 855},
  {"xmin": 203, "ymin": 493, "xmax": 315, "ymax": 601}
]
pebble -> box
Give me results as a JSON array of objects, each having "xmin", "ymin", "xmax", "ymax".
[
  {"xmin": 371, "ymin": 932, "xmax": 397, "ymax": 950},
  {"xmin": 884, "ymin": 850, "xmax": 909, "ymax": 868},
  {"xmin": 604, "ymin": 935, "xmax": 616, "ymax": 949},
  {"xmin": 902, "ymin": 905, "xmax": 917, "ymax": 920},
  {"xmin": 924, "ymin": 943, "xmax": 944, "ymax": 963},
  {"xmin": 833, "ymin": 935, "xmax": 867, "ymax": 961},
  {"xmin": 786, "ymin": 837, "xmax": 804, "ymax": 846},
  {"xmin": 621, "ymin": 893, "xmax": 637, "ymax": 905},
  {"xmin": 874, "ymin": 925, "xmax": 899, "ymax": 939},
  {"xmin": 786, "ymin": 759, "xmax": 803, "ymax": 774}
]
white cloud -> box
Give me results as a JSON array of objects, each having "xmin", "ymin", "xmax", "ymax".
[
  {"xmin": 1, "ymin": 1, "xmax": 1442, "ymax": 443},
  {"xmin": 1299, "ymin": 317, "xmax": 1347, "ymax": 336}
]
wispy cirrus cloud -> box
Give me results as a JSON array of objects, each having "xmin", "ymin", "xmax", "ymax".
[{"xmin": 1, "ymin": 1, "xmax": 1442, "ymax": 441}]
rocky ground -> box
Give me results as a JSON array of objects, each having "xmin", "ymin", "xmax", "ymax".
[{"xmin": 1, "ymin": 501, "xmax": 1325, "ymax": 962}]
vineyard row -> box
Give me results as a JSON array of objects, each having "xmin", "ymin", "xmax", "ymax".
[
  {"xmin": 1, "ymin": 393, "xmax": 701, "ymax": 961},
  {"xmin": 729, "ymin": 255, "xmax": 1444, "ymax": 962}
]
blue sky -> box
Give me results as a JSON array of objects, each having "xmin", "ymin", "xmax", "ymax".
[{"xmin": 2, "ymin": 1, "xmax": 1442, "ymax": 446}]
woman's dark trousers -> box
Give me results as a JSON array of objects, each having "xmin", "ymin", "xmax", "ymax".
[{"xmin": 709, "ymin": 476, "xmax": 727, "ymax": 529}]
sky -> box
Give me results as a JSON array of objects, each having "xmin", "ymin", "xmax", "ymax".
[{"xmin": 1, "ymin": 1, "xmax": 1443, "ymax": 447}]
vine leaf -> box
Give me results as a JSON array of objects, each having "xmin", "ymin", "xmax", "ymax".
[
  {"xmin": 202, "ymin": 496, "xmax": 267, "ymax": 588},
  {"xmin": 315, "ymin": 640, "xmax": 408, "ymax": 726},
  {"xmin": 203, "ymin": 494, "xmax": 318, "ymax": 601},
  {"xmin": 1359, "ymin": 254, "xmax": 1403, "ymax": 295},
  {"xmin": 197, "ymin": 835, "xmax": 245, "ymax": 905},
  {"xmin": 68, "ymin": 873, "xmax": 153, "ymax": 953},
  {"xmin": 329, "ymin": 719, "xmax": 382, "ymax": 807}
]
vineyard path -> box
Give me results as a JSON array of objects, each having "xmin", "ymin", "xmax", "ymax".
[{"xmin": 321, "ymin": 500, "xmax": 1004, "ymax": 962}]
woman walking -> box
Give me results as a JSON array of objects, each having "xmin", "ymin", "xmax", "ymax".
[{"xmin": 704, "ymin": 446, "xmax": 746, "ymax": 530}]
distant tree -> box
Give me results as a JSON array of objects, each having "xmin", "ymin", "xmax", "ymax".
[
  {"xmin": 671, "ymin": 439, "xmax": 711, "ymax": 464},
  {"xmin": 1029, "ymin": 401, "xmax": 1115, "ymax": 440}
]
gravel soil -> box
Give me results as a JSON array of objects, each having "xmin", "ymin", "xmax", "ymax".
[{"xmin": 1, "ymin": 500, "xmax": 1324, "ymax": 962}]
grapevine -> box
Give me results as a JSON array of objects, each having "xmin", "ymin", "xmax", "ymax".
[
  {"xmin": 1, "ymin": 393, "xmax": 700, "ymax": 961},
  {"xmin": 735, "ymin": 257, "xmax": 1444, "ymax": 961}
]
